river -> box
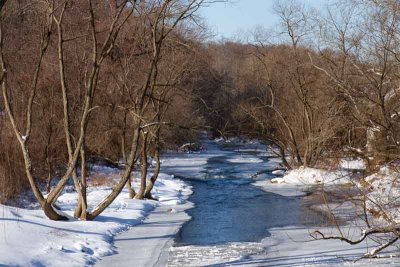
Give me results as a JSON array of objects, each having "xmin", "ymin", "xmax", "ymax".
[{"xmin": 161, "ymin": 138, "xmax": 324, "ymax": 266}]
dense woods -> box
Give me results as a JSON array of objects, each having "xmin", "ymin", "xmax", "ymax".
[
  {"xmin": 2, "ymin": 0, "xmax": 400, "ymax": 257},
  {"xmin": 0, "ymin": 0, "xmax": 210, "ymax": 219},
  {"xmin": 195, "ymin": 0, "xmax": 400, "ymax": 172}
]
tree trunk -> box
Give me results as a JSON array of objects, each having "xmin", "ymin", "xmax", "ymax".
[
  {"xmin": 135, "ymin": 132, "xmax": 148, "ymax": 200},
  {"xmin": 144, "ymin": 143, "xmax": 160, "ymax": 200},
  {"xmin": 75, "ymin": 147, "xmax": 88, "ymax": 220},
  {"xmin": 42, "ymin": 201, "xmax": 68, "ymax": 221},
  {"xmin": 126, "ymin": 173, "xmax": 136, "ymax": 199},
  {"xmin": 278, "ymin": 145, "xmax": 292, "ymax": 170},
  {"xmin": 73, "ymin": 169, "xmax": 83, "ymax": 218}
]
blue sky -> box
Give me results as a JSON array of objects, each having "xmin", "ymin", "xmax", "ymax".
[{"xmin": 200, "ymin": 0, "xmax": 328, "ymax": 40}]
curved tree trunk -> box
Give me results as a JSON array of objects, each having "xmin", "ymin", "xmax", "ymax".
[
  {"xmin": 126, "ymin": 154, "xmax": 141, "ymax": 199},
  {"xmin": 135, "ymin": 132, "xmax": 148, "ymax": 200},
  {"xmin": 126, "ymin": 173, "xmax": 136, "ymax": 199},
  {"xmin": 144, "ymin": 150, "xmax": 160, "ymax": 199},
  {"xmin": 42, "ymin": 201, "xmax": 68, "ymax": 221},
  {"xmin": 86, "ymin": 127, "xmax": 141, "ymax": 220},
  {"xmin": 144, "ymin": 131, "xmax": 161, "ymax": 200},
  {"xmin": 74, "ymin": 147, "xmax": 88, "ymax": 220}
]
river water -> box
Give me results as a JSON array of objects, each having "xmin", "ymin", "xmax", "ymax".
[{"xmin": 162, "ymin": 139, "xmax": 323, "ymax": 266}]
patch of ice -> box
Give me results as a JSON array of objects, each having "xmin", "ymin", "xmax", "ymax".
[
  {"xmin": 168, "ymin": 242, "xmax": 265, "ymax": 267},
  {"xmin": 226, "ymin": 156, "xmax": 263, "ymax": 164}
]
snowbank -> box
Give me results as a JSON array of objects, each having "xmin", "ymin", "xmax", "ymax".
[
  {"xmin": 364, "ymin": 166, "xmax": 400, "ymax": 223},
  {"xmin": 256, "ymin": 225, "xmax": 394, "ymax": 266},
  {"xmin": 271, "ymin": 167, "xmax": 351, "ymax": 185},
  {"xmin": 0, "ymin": 172, "xmax": 191, "ymax": 267},
  {"xmin": 339, "ymin": 158, "xmax": 366, "ymax": 170}
]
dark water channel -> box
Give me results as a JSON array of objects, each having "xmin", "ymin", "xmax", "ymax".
[{"xmin": 172, "ymin": 141, "xmax": 323, "ymax": 247}]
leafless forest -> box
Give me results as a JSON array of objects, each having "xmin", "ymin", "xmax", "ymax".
[{"xmin": 2, "ymin": 0, "xmax": 400, "ymax": 261}]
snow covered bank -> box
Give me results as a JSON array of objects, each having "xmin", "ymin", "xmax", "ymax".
[
  {"xmin": 254, "ymin": 169, "xmax": 399, "ymax": 266},
  {"xmin": 255, "ymin": 225, "xmax": 396, "ymax": 266},
  {"xmin": 97, "ymin": 200, "xmax": 193, "ymax": 267},
  {"xmin": 270, "ymin": 167, "xmax": 351, "ymax": 185},
  {"xmin": 364, "ymin": 166, "xmax": 400, "ymax": 223},
  {"xmin": 253, "ymin": 153, "xmax": 400, "ymax": 265},
  {"xmin": 340, "ymin": 158, "xmax": 366, "ymax": 170},
  {"xmin": 0, "ymin": 172, "xmax": 191, "ymax": 267},
  {"xmin": 273, "ymin": 163, "xmax": 400, "ymax": 225}
]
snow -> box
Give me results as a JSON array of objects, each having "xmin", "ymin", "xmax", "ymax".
[
  {"xmin": 252, "ymin": 225, "xmax": 395, "ymax": 267},
  {"xmin": 364, "ymin": 166, "xmax": 400, "ymax": 223},
  {"xmin": 270, "ymin": 177, "xmax": 286, "ymax": 184},
  {"xmin": 253, "ymin": 174, "xmax": 399, "ymax": 266},
  {"xmin": 272, "ymin": 169, "xmax": 285, "ymax": 175},
  {"xmin": 270, "ymin": 167, "xmax": 351, "ymax": 185},
  {"xmin": 161, "ymin": 152, "xmax": 215, "ymax": 180},
  {"xmin": 339, "ymin": 158, "xmax": 366, "ymax": 170},
  {"xmin": 0, "ymin": 171, "xmax": 191, "ymax": 267},
  {"xmin": 168, "ymin": 242, "xmax": 266, "ymax": 267},
  {"xmin": 253, "ymin": 179, "xmax": 308, "ymax": 197},
  {"xmin": 226, "ymin": 156, "xmax": 263, "ymax": 164},
  {"xmin": 97, "ymin": 200, "xmax": 193, "ymax": 267},
  {"xmin": 252, "ymin": 154, "xmax": 400, "ymax": 265}
]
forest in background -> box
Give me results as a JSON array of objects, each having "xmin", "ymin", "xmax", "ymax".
[{"xmin": 0, "ymin": 0, "xmax": 399, "ymax": 230}]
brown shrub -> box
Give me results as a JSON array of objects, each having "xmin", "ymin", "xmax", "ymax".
[{"xmin": 0, "ymin": 120, "xmax": 26, "ymax": 203}]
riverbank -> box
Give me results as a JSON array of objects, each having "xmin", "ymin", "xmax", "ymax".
[
  {"xmin": 97, "ymin": 201, "xmax": 193, "ymax": 267},
  {"xmin": 2, "ymin": 137, "xmax": 399, "ymax": 267},
  {"xmin": 253, "ymin": 177, "xmax": 399, "ymax": 266},
  {"xmin": 0, "ymin": 170, "xmax": 192, "ymax": 267}
]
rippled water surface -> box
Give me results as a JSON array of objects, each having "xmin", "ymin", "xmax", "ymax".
[{"xmin": 164, "ymin": 139, "xmax": 322, "ymax": 266}]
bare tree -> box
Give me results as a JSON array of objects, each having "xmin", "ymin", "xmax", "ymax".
[{"xmin": 305, "ymin": 0, "xmax": 400, "ymax": 259}]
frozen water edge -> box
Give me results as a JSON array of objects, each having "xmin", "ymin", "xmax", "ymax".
[
  {"xmin": 168, "ymin": 242, "xmax": 266, "ymax": 267},
  {"xmin": 252, "ymin": 181, "xmax": 399, "ymax": 266},
  {"xmin": 166, "ymin": 182, "xmax": 394, "ymax": 266}
]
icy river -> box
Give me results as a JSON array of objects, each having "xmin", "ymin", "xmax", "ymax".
[{"xmin": 162, "ymin": 138, "xmax": 324, "ymax": 266}]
